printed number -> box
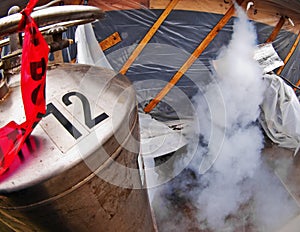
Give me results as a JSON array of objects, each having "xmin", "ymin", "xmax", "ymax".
[
  {"xmin": 62, "ymin": 92, "xmax": 109, "ymax": 129},
  {"xmin": 45, "ymin": 103, "xmax": 82, "ymax": 139},
  {"xmin": 44, "ymin": 92, "xmax": 109, "ymax": 139}
]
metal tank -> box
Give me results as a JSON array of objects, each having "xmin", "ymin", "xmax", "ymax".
[
  {"xmin": 0, "ymin": 63, "xmax": 155, "ymax": 232},
  {"xmin": 0, "ymin": 5, "xmax": 155, "ymax": 232}
]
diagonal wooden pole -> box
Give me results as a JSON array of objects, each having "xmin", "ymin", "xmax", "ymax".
[
  {"xmin": 265, "ymin": 18, "xmax": 300, "ymax": 92},
  {"xmin": 119, "ymin": 0, "xmax": 180, "ymax": 75},
  {"xmin": 276, "ymin": 31, "xmax": 300, "ymax": 75},
  {"xmin": 295, "ymin": 79, "xmax": 300, "ymax": 91},
  {"xmin": 265, "ymin": 16, "xmax": 286, "ymax": 43},
  {"xmin": 144, "ymin": 0, "xmax": 245, "ymax": 113}
]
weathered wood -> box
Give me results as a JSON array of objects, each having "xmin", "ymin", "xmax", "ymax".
[
  {"xmin": 119, "ymin": 0, "xmax": 180, "ymax": 75},
  {"xmin": 144, "ymin": 0, "xmax": 245, "ymax": 113},
  {"xmin": 276, "ymin": 31, "xmax": 300, "ymax": 75},
  {"xmin": 150, "ymin": 0, "xmax": 233, "ymax": 14},
  {"xmin": 150, "ymin": 0, "xmax": 300, "ymax": 34},
  {"xmin": 294, "ymin": 79, "xmax": 300, "ymax": 91},
  {"xmin": 266, "ymin": 16, "xmax": 285, "ymax": 43},
  {"xmin": 89, "ymin": 0, "xmax": 149, "ymax": 11},
  {"xmin": 99, "ymin": 32, "xmax": 122, "ymax": 51}
]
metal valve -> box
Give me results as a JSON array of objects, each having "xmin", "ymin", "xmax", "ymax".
[{"xmin": 46, "ymin": 25, "xmax": 73, "ymax": 53}]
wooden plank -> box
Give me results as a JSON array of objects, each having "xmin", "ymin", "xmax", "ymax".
[
  {"xmin": 265, "ymin": 16, "xmax": 285, "ymax": 43},
  {"xmin": 144, "ymin": 0, "xmax": 245, "ymax": 113},
  {"xmin": 276, "ymin": 31, "xmax": 300, "ymax": 75},
  {"xmin": 294, "ymin": 79, "xmax": 300, "ymax": 91},
  {"xmin": 150, "ymin": 0, "xmax": 300, "ymax": 34},
  {"xmin": 295, "ymin": 80, "xmax": 300, "ymax": 91},
  {"xmin": 150, "ymin": 0, "xmax": 234, "ymax": 15},
  {"xmin": 99, "ymin": 32, "xmax": 122, "ymax": 51},
  {"xmin": 89, "ymin": 0, "xmax": 149, "ymax": 11},
  {"xmin": 119, "ymin": 0, "xmax": 180, "ymax": 75}
]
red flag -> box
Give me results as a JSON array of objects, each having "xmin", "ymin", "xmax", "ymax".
[{"xmin": 0, "ymin": 0, "xmax": 49, "ymax": 175}]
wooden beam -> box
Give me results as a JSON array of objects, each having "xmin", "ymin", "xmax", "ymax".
[
  {"xmin": 99, "ymin": 32, "xmax": 122, "ymax": 51},
  {"xmin": 144, "ymin": 0, "xmax": 245, "ymax": 113},
  {"xmin": 150, "ymin": 0, "xmax": 300, "ymax": 34},
  {"xmin": 88, "ymin": 0, "xmax": 149, "ymax": 11},
  {"xmin": 119, "ymin": 0, "xmax": 180, "ymax": 75},
  {"xmin": 265, "ymin": 16, "xmax": 285, "ymax": 43},
  {"xmin": 294, "ymin": 79, "xmax": 300, "ymax": 91},
  {"xmin": 276, "ymin": 31, "xmax": 300, "ymax": 75},
  {"xmin": 150, "ymin": 0, "xmax": 231, "ymax": 14}
]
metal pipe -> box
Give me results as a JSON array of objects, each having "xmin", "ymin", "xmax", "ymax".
[
  {"xmin": 8, "ymin": 6, "xmax": 21, "ymax": 53},
  {"xmin": 33, "ymin": 0, "xmax": 64, "ymax": 11},
  {"xmin": 0, "ymin": 19, "xmax": 93, "ymax": 48},
  {"xmin": 0, "ymin": 5, "xmax": 104, "ymax": 37}
]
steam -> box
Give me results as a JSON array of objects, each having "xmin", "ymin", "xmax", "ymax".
[
  {"xmin": 193, "ymin": 5, "xmax": 266, "ymax": 229},
  {"xmin": 151, "ymin": 4, "xmax": 299, "ymax": 232},
  {"xmin": 188, "ymin": 5, "xmax": 299, "ymax": 231}
]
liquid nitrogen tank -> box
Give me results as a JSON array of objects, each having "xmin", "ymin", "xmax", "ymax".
[{"xmin": 0, "ymin": 4, "xmax": 155, "ymax": 232}]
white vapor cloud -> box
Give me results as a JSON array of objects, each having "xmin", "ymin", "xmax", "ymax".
[{"xmin": 151, "ymin": 4, "xmax": 300, "ymax": 232}]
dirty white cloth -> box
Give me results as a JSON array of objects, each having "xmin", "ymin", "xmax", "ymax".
[
  {"xmin": 260, "ymin": 74, "xmax": 300, "ymax": 155},
  {"xmin": 139, "ymin": 113, "xmax": 188, "ymax": 158},
  {"xmin": 75, "ymin": 23, "xmax": 113, "ymax": 70}
]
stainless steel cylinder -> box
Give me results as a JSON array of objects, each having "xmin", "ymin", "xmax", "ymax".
[{"xmin": 0, "ymin": 64, "xmax": 155, "ymax": 232}]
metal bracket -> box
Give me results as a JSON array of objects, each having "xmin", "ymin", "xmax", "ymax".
[{"xmin": 0, "ymin": 50, "xmax": 22, "ymax": 71}]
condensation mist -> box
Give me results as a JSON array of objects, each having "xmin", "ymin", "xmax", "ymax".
[{"xmin": 151, "ymin": 4, "xmax": 300, "ymax": 232}]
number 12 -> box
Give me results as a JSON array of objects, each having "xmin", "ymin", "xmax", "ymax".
[{"xmin": 44, "ymin": 91, "xmax": 109, "ymax": 139}]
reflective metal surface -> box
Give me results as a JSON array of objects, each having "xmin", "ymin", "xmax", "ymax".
[
  {"xmin": 0, "ymin": 5, "xmax": 104, "ymax": 37},
  {"xmin": 0, "ymin": 64, "xmax": 155, "ymax": 231}
]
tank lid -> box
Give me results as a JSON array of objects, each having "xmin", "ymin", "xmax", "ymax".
[{"xmin": 0, "ymin": 64, "xmax": 136, "ymax": 193}]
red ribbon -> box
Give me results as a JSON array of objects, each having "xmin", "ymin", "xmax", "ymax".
[{"xmin": 0, "ymin": 0, "xmax": 49, "ymax": 175}]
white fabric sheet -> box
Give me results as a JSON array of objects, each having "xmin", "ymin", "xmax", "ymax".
[
  {"xmin": 260, "ymin": 74, "xmax": 300, "ymax": 155},
  {"xmin": 75, "ymin": 23, "xmax": 113, "ymax": 70}
]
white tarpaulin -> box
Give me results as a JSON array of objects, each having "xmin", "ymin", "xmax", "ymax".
[
  {"xmin": 139, "ymin": 113, "xmax": 188, "ymax": 158},
  {"xmin": 75, "ymin": 23, "xmax": 113, "ymax": 70},
  {"xmin": 260, "ymin": 74, "xmax": 300, "ymax": 155}
]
